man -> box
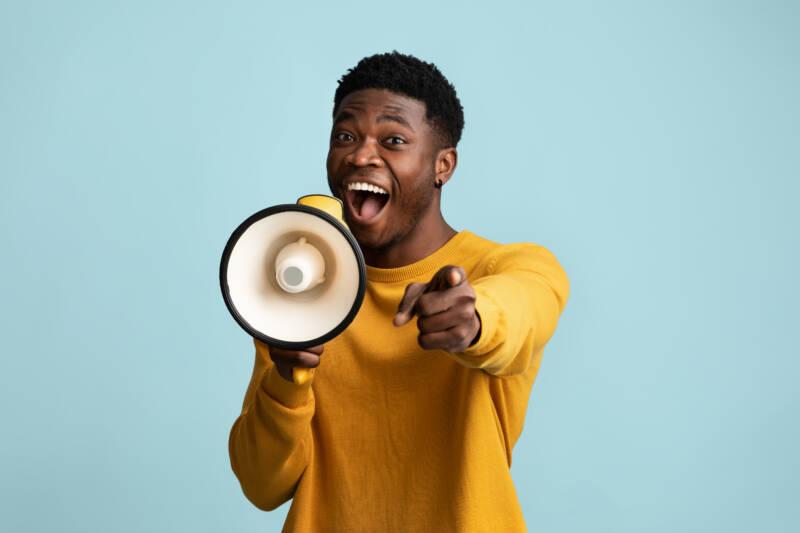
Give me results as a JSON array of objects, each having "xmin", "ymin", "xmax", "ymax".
[{"xmin": 229, "ymin": 51, "xmax": 570, "ymax": 532}]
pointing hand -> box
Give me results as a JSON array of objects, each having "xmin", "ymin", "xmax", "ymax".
[{"xmin": 393, "ymin": 265, "xmax": 481, "ymax": 353}]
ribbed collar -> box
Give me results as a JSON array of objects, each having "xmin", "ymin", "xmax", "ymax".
[{"xmin": 365, "ymin": 230, "xmax": 473, "ymax": 283}]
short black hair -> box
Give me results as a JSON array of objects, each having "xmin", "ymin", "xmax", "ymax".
[{"xmin": 333, "ymin": 51, "xmax": 465, "ymax": 147}]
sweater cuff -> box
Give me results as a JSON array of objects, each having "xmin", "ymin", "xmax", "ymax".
[
  {"xmin": 460, "ymin": 284, "xmax": 501, "ymax": 357},
  {"xmin": 261, "ymin": 364, "xmax": 314, "ymax": 408}
]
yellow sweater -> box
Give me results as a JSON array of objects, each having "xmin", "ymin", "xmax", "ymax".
[{"xmin": 229, "ymin": 230, "xmax": 570, "ymax": 532}]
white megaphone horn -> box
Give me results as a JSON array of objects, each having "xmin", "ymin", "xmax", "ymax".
[{"xmin": 220, "ymin": 194, "xmax": 366, "ymax": 385}]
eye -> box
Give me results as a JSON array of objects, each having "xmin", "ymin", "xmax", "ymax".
[
  {"xmin": 334, "ymin": 132, "xmax": 354, "ymax": 142},
  {"xmin": 385, "ymin": 136, "xmax": 406, "ymax": 145}
]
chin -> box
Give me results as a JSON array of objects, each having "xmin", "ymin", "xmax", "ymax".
[
  {"xmin": 348, "ymin": 224, "xmax": 391, "ymax": 251},
  {"xmin": 351, "ymin": 228, "xmax": 385, "ymax": 249}
]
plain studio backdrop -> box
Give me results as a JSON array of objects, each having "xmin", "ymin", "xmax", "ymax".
[{"xmin": 1, "ymin": 1, "xmax": 797, "ymax": 532}]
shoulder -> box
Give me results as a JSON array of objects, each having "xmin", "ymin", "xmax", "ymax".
[{"xmin": 460, "ymin": 231, "xmax": 566, "ymax": 276}]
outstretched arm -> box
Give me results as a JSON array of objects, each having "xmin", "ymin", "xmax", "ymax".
[{"xmin": 394, "ymin": 243, "xmax": 570, "ymax": 377}]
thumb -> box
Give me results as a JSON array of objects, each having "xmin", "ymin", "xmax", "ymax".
[{"xmin": 446, "ymin": 266, "xmax": 464, "ymax": 287}]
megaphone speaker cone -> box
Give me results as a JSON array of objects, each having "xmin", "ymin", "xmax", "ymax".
[
  {"xmin": 220, "ymin": 198, "xmax": 366, "ymax": 368},
  {"xmin": 274, "ymin": 236, "xmax": 327, "ymax": 293}
]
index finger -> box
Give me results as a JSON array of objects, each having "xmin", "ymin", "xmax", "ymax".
[{"xmin": 394, "ymin": 282, "xmax": 426, "ymax": 326}]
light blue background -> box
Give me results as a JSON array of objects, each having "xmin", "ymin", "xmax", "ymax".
[{"xmin": 1, "ymin": 1, "xmax": 797, "ymax": 531}]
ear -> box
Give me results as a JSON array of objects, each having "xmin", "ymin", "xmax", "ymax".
[{"xmin": 434, "ymin": 147, "xmax": 458, "ymax": 186}]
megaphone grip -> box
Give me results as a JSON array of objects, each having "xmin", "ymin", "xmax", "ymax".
[{"xmin": 292, "ymin": 367, "xmax": 313, "ymax": 386}]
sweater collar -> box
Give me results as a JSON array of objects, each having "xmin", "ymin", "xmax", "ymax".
[{"xmin": 365, "ymin": 230, "xmax": 472, "ymax": 284}]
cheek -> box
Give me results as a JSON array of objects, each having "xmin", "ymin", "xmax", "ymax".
[
  {"xmin": 393, "ymin": 174, "xmax": 435, "ymax": 217},
  {"xmin": 387, "ymin": 153, "xmax": 434, "ymax": 190}
]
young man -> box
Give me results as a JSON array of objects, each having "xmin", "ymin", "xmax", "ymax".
[{"xmin": 229, "ymin": 52, "xmax": 570, "ymax": 532}]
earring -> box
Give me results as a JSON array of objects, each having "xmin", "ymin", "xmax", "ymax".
[{"xmin": 434, "ymin": 179, "xmax": 443, "ymax": 189}]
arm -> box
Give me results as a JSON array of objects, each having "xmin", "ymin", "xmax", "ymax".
[
  {"xmin": 456, "ymin": 243, "xmax": 570, "ymax": 376},
  {"xmin": 228, "ymin": 339, "xmax": 315, "ymax": 511}
]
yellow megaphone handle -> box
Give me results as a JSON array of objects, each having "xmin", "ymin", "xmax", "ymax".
[
  {"xmin": 296, "ymin": 194, "xmax": 348, "ymax": 227},
  {"xmin": 292, "ymin": 367, "xmax": 313, "ymax": 386}
]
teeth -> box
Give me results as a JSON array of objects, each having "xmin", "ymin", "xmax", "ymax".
[{"xmin": 347, "ymin": 182, "xmax": 388, "ymax": 195}]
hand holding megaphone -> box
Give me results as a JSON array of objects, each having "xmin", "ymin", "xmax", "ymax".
[
  {"xmin": 259, "ymin": 340, "xmax": 325, "ymax": 383},
  {"xmin": 220, "ymin": 195, "xmax": 366, "ymax": 386}
]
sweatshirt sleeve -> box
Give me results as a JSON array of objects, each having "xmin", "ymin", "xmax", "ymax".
[
  {"xmin": 228, "ymin": 338, "xmax": 315, "ymax": 511},
  {"xmin": 453, "ymin": 243, "xmax": 570, "ymax": 377}
]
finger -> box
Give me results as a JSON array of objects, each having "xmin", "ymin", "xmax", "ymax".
[
  {"xmin": 303, "ymin": 344, "xmax": 325, "ymax": 355},
  {"xmin": 393, "ymin": 282, "xmax": 426, "ymax": 326},
  {"xmin": 418, "ymin": 322, "xmax": 476, "ymax": 352},
  {"xmin": 417, "ymin": 328, "xmax": 462, "ymax": 352},
  {"xmin": 417, "ymin": 306, "xmax": 475, "ymax": 334},
  {"xmin": 268, "ymin": 343, "xmax": 323, "ymax": 358},
  {"xmin": 414, "ymin": 290, "xmax": 453, "ymax": 317},
  {"xmin": 425, "ymin": 265, "xmax": 466, "ymax": 293},
  {"xmin": 294, "ymin": 352, "xmax": 321, "ymax": 368},
  {"xmin": 269, "ymin": 349, "xmax": 322, "ymax": 368},
  {"xmin": 415, "ymin": 284, "xmax": 476, "ymax": 317}
]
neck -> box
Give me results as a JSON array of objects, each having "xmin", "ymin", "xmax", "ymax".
[{"xmin": 362, "ymin": 209, "xmax": 457, "ymax": 269}]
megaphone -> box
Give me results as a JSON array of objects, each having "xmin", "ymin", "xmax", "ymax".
[{"xmin": 220, "ymin": 194, "xmax": 366, "ymax": 385}]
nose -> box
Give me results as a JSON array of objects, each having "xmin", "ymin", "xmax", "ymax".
[{"xmin": 344, "ymin": 138, "xmax": 384, "ymax": 168}]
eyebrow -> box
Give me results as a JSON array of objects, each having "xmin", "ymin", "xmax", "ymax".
[
  {"xmin": 333, "ymin": 110, "xmax": 357, "ymax": 125},
  {"xmin": 333, "ymin": 109, "xmax": 415, "ymax": 131},
  {"xmin": 377, "ymin": 114, "xmax": 414, "ymax": 131}
]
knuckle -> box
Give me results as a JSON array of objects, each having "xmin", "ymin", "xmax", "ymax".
[
  {"xmin": 417, "ymin": 317, "xmax": 432, "ymax": 333},
  {"xmin": 458, "ymin": 306, "xmax": 474, "ymax": 321},
  {"xmin": 453, "ymin": 325, "xmax": 469, "ymax": 340},
  {"xmin": 443, "ymin": 337, "xmax": 458, "ymax": 352},
  {"xmin": 450, "ymin": 332, "xmax": 469, "ymax": 351},
  {"xmin": 416, "ymin": 295, "xmax": 433, "ymax": 316},
  {"xmin": 418, "ymin": 334, "xmax": 434, "ymax": 350}
]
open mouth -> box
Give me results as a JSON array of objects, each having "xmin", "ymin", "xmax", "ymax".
[{"xmin": 343, "ymin": 182, "xmax": 391, "ymax": 224}]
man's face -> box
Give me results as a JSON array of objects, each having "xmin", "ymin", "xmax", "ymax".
[{"xmin": 326, "ymin": 88, "xmax": 440, "ymax": 251}]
